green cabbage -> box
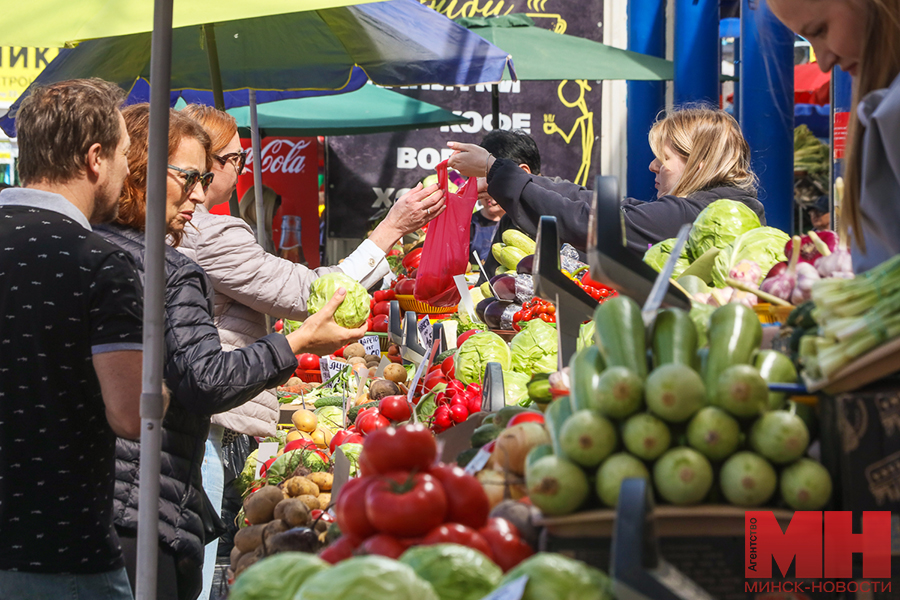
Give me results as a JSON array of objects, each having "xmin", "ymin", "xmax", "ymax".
[
  {"xmin": 576, "ymin": 321, "xmax": 595, "ymax": 352},
  {"xmin": 295, "ymin": 555, "xmax": 439, "ymax": 600},
  {"xmin": 643, "ymin": 238, "xmax": 691, "ymax": 279},
  {"xmin": 308, "ymin": 272, "xmax": 371, "ymax": 329},
  {"xmin": 302, "ymin": 450, "xmax": 329, "ymax": 473},
  {"xmin": 315, "ymin": 405, "xmax": 344, "ymax": 430},
  {"xmin": 283, "ymin": 319, "xmax": 303, "ymax": 334},
  {"xmin": 503, "ymin": 370, "xmax": 531, "ymax": 406},
  {"xmin": 266, "ymin": 450, "xmax": 309, "ymax": 486},
  {"xmin": 454, "ymin": 331, "xmax": 512, "ymax": 385},
  {"xmin": 710, "ymin": 226, "xmax": 790, "ymax": 289},
  {"xmin": 687, "ymin": 199, "xmax": 761, "ymax": 261},
  {"xmin": 230, "ymin": 552, "xmax": 329, "ymax": 600},
  {"xmin": 399, "ymin": 544, "xmax": 502, "ymax": 600},
  {"xmin": 500, "ymin": 553, "xmax": 613, "ymax": 600},
  {"xmin": 339, "ymin": 443, "xmax": 363, "ymax": 477},
  {"xmin": 237, "ymin": 449, "xmax": 259, "ymax": 495},
  {"xmin": 510, "ymin": 319, "xmax": 558, "ymax": 375}
]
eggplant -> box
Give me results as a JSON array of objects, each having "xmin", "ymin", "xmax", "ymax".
[
  {"xmin": 516, "ymin": 254, "xmax": 535, "ymax": 275},
  {"xmin": 484, "ymin": 300, "xmax": 522, "ymax": 330},
  {"xmin": 489, "ymin": 274, "xmax": 518, "ymax": 301},
  {"xmin": 475, "ymin": 297, "xmax": 495, "ymax": 323}
]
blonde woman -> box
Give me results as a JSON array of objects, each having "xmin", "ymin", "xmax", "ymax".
[
  {"xmin": 768, "ymin": 0, "xmax": 900, "ymax": 273},
  {"xmin": 448, "ymin": 107, "xmax": 763, "ymax": 254}
]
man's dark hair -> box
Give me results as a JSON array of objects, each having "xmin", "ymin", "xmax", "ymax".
[
  {"xmin": 480, "ymin": 129, "xmax": 541, "ymax": 175},
  {"xmin": 15, "ymin": 78, "xmax": 126, "ymax": 186}
]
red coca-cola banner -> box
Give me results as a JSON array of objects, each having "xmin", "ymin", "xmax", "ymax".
[{"xmin": 210, "ymin": 136, "xmax": 320, "ymax": 268}]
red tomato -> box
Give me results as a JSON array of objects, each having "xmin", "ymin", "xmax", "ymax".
[
  {"xmin": 258, "ymin": 456, "xmax": 276, "ymax": 478},
  {"xmin": 319, "ymin": 535, "xmax": 359, "ymax": 565},
  {"xmin": 479, "ymin": 518, "xmax": 534, "ymax": 572},
  {"xmin": 357, "ymin": 411, "xmax": 390, "ymax": 435},
  {"xmin": 441, "ymin": 355, "xmax": 455, "ymax": 378},
  {"xmin": 372, "ymin": 314, "xmax": 389, "ymax": 333},
  {"xmin": 334, "ymin": 477, "xmax": 378, "ymax": 539},
  {"xmin": 329, "ymin": 430, "xmax": 354, "ymax": 454},
  {"xmin": 382, "ymin": 289, "xmax": 396, "ymax": 301},
  {"xmin": 355, "ymin": 406, "xmax": 379, "ymax": 427},
  {"xmin": 361, "ymin": 424, "xmax": 437, "ymax": 475},
  {"xmin": 506, "ymin": 413, "xmax": 545, "ymax": 428},
  {"xmin": 365, "ymin": 471, "xmax": 448, "ymax": 537},
  {"xmin": 456, "ymin": 329, "xmax": 479, "ymax": 346},
  {"xmin": 373, "ymin": 301, "xmax": 391, "ymax": 316},
  {"xmin": 297, "ymin": 353, "xmax": 320, "ymax": 370},
  {"xmin": 427, "ymin": 464, "xmax": 491, "ymax": 529},
  {"xmin": 356, "ymin": 533, "xmax": 409, "ymax": 559},
  {"xmin": 284, "ymin": 439, "xmax": 318, "ymax": 453},
  {"xmin": 379, "ymin": 395, "xmax": 412, "ymax": 423},
  {"xmin": 366, "ymin": 317, "xmax": 374, "ymax": 332},
  {"xmin": 422, "ymin": 523, "xmax": 494, "ymax": 560},
  {"xmin": 395, "ymin": 278, "xmax": 416, "ymax": 296},
  {"xmin": 310, "ymin": 509, "xmax": 335, "ymax": 524}
]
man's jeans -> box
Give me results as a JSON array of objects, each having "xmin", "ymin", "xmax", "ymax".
[{"xmin": 0, "ymin": 567, "xmax": 133, "ymax": 600}]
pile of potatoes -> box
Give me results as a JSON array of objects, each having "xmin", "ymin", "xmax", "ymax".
[{"xmin": 230, "ymin": 472, "xmax": 334, "ymax": 578}]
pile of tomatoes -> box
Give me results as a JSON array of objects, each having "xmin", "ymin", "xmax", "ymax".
[
  {"xmin": 324, "ymin": 424, "xmax": 533, "ymax": 571},
  {"xmin": 511, "ymin": 298, "xmax": 556, "ymax": 330}
]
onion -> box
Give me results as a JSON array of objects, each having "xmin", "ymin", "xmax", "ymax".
[
  {"xmin": 492, "ymin": 422, "xmax": 551, "ymax": 476},
  {"xmin": 761, "ymin": 235, "xmax": 802, "ymax": 302}
]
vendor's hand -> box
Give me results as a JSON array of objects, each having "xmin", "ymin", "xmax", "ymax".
[
  {"xmin": 447, "ymin": 141, "xmax": 496, "ymax": 178},
  {"xmin": 285, "ymin": 288, "xmax": 368, "ymax": 356},
  {"xmin": 369, "ymin": 183, "xmax": 445, "ymax": 251}
]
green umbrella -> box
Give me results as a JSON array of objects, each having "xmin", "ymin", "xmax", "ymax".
[{"xmin": 227, "ymin": 85, "xmax": 468, "ymax": 136}]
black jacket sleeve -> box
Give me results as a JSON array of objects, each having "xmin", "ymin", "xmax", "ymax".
[{"xmin": 163, "ymin": 262, "xmax": 297, "ymax": 416}]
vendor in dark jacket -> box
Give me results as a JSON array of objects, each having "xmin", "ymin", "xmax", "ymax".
[
  {"xmin": 449, "ymin": 107, "xmax": 765, "ymax": 256},
  {"xmin": 96, "ymin": 104, "xmax": 367, "ymax": 600}
]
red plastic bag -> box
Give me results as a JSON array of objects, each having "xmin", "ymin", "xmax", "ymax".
[{"xmin": 413, "ymin": 160, "xmax": 479, "ymax": 306}]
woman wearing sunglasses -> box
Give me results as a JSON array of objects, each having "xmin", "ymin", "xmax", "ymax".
[
  {"xmin": 96, "ymin": 103, "xmax": 366, "ymax": 600},
  {"xmin": 177, "ymin": 104, "xmax": 446, "ymax": 598}
]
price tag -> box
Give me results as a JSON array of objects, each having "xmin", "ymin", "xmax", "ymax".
[
  {"xmin": 331, "ymin": 447, "xmax": 351, "ymax": 505},
  {"xmin": 442, "ymin": 319, "xmax": 458, "ymax": 349},
  {"xmin": 453, "ymin": 274, "xmax": 478, "ymax": 322},
  {"xmin": 463, "ymin": 444, "xmax": 493, "ymax": 475},
  {"xmin": 374, "ymin": 355, "xmax": 391, "ymax": 378},
  {"xmin": 319, "ymin": 356, "xmax": 347, "ymax": 388},
  {"xmin": 254, "ymin": 442, "xmax": 279, "ymax": 479},
  {"xmin": 361, "ymin": 335, "xmax": 381, "ymax": 357},
  {"xmin": 479, "ymin": 576, "xmax": 528, "ymax": 600},
  {"xmin": 417, "ymin": 316, "xmax": 433, "ymax": 349}
]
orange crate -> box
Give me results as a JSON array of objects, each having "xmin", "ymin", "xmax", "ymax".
[
  {"xmin": 295, "ymin": 369, "xmax": 323, "ymax": 383},
  {"xmin": 396, "ymin": 294, "xmax": 458, "ymax": 315}
]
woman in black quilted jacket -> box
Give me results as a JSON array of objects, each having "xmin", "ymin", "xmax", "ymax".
[{"xmin": 95, "ymin": 104, "xmax": 367, "ymax": 600}]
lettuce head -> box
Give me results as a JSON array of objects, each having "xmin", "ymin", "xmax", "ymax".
[
  {"xmin": 501, "ymin": 553, "xmax": 613, "ymax": 600},
  {"xmin": 308, "ymin": 272, "xmax": 371, "ymax": 329},
  {"xmin": 454, "ymin": 331, "xmax": 512, "ymax": 385},
  {"xmin": 503, "ymin": 370, "xmax": 531, "ymax": 406},
  {"xmin": 687, "ymin": 199, "xmax": 761, "ymax": 261},
  {"xmin": 643, "ymin": 238, "xmax": 691, "ymax": 279},
  {"xmin": 295, "ymin": 555, "xmax": 438, "ymax": 600},
  {"xmin": 710, "ymin": 226, "xmax": 789, "ymax": 288},
  {"xmin": 510, "ymin": 319, "xmax": 558, "ymax": 375},
  {"xmin": 230, "ymin": 553, "xmax": 329, "ymax": 600},
  {"xmin": 399, "ymin": 544, "xmax": 502, "ymax": 600},
  {"xmin": 315, "ymin": 405, "xmax": 344, "ymax": 431}
]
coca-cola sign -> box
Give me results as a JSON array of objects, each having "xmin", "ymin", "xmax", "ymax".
[{"xmin": 243, "ymin": 139, "xmax": 312, "ymax": 175}]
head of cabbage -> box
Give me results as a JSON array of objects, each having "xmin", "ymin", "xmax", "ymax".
[
  {"xmin": 295, "ymin": 555, "xmax": 438, "ymax": 600},
  {"xmin": 503, "ymin": 370, "xmax": 531, "ymax": 406},
  {"xmin": 308, "ymin": 272, "xmax": 371, "ymax": 329},
  {"xmin": 687, "ymin": 199, "xmax": 761, "ymax": 261},
  {"xmin": 510, "ymin": 319, "xmax": 558, "ymax": 375},
  {"xmin": 399, "ymin": 544, "xmax": 502, "ymax": 600},
  {"xmin": 710, "ymin": 226, "xmax": 789, "ymax": 288},
  {"xmin": 230, "ymin": 552, "xmax": 329, "ymax": 600},
  {"xmin": 501, "ymin": 553, "xmax": 613, "ymax": 600},
  {"xmin": 454, "ymin": 331, "xmax": 512, "ymax": 385},
  {"xmin": 643, "ymin": 237, "xmax": 691, "ymax": 279}
]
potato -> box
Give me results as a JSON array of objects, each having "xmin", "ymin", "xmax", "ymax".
[
  {"xmin": 234, "ymin": 547, "xmax": 263, "ymax": 578},
  {"xmin": 307, "ymin": 472, "xmax": 333, "ymax": 492},
  {"xmin": 242, "ymin": 486, "xmax": 283, "ymax": 524},
  {"xmin": 298, "ymin": 494, "xmax": 320, "ymax": 510},
  {"xmin": 383, "ymin": 363, "xmax": 408, "ymax": 384},
  {"xmin": 277, "ymin": 498, "xmax": 311, "ymax": 528},
  {"xmin": 344, "ymin": 343, "xmax": 366, "ymax": 359},
  {"xmin": 317, "ymin": 493, "xmax": 332, "ymax": 508},
  {"xmin": 229, "ymin": 545, "xmax": 242, "ymax": 569},
  {"xmin": 347, "ymin": 356, "xmax": 367, "ymax": 367},
  {"xmin": 285, "ymin": 376, "xmax": 302, "ymax": 387},
  {"xmin": 233, "ymin": 524, "xmax": 265, "ymax": 553},
  {"xmin": 284, "ymin": 476, "xmax": 319, "ymax": 498},
  {"xmin": 369, "ymin": 378, "xmax": 401, "ymax": 400}
]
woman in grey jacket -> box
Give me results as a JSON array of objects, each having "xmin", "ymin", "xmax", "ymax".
[{"xmin": 177, "ymin": 105, "xmax": 445, "ymax": 597}]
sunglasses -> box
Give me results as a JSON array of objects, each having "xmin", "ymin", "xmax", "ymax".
[
  {"xmin": 213, "ymin": 149, "xmax": 249, "ymax": 175},
  {"xmin": 167, "ymin": 164, "xmax": 214, "ymax": 194}
]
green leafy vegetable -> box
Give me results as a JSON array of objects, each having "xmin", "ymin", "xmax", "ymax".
[
  {"xmin": 339, "ymin": 443, "xmax": 363, "ymax": 477},
  {"xmin": 308, "ymin": 272, "xmax": 371, "ymax": 328},
  {"xmin": 710, "ymin": 226, "xmax": 790, "ymax": 289},
  {"xmin": 282, "ymin": 319, "xmax": 304, "ymax": 334},
  {"xmin": 295, "ymin": 555, "xmax": 439, "ymax": 600},
  {"xmin": 454, "ymin": 331, "xmax": 512, "ymax": 385},
  {"xmin": 265, "ymin": 450, "xmax": 305, "ymax": 486},
  {"xmin": 237, "ymin": 449, "xmax": 259, "ymax": 495},
  {"xmin": 500, "ymin": 553, "xmax": 613, "ymax": 600},
  {"xmin": 399, "ymin": 544, "xmax": 502, "ymax": 600},
  {"xmin": 687, "ymin": 200, "xmax": 761, "ymax": 261},
  {"xmin": 510, "ymin": 319, "xmax": 558, "ymax": 375},
  {"xmin": 315, "ymin": 405, "xmax": 345, "ymax": 430},
  {"xmin": 230, "ymin": 552, "xmax": 329, "ymax": 600},
  {"xmin": 643, "ymin": 238, "xmax": 691, "ymax": 278},
  {"xmin": 503, "ymin": 370, "xmax": 531, "ymax": 406},
  {"xmin": 576, "ymin": 321, "xmax": 595, "ymax": 352}
]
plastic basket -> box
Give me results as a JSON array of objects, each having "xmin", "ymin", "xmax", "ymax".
[
  {"xmin": 295, "ymin": 369, "xmax": 323, "ymax": 383},
  {"xmin": 753, "ymin": 303, "xmax": 793, "ymax": 325},
  {"xmin": 371, "ymin": 332, "xmax": 391, "ymax": 352},
  {"xmin": 396, "ymin": 294, "xmax": 458, "ymax": 315}
]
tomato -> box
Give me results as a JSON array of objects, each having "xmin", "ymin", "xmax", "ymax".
[
  {"xmin": 479, "ymin": 518, "xmax": 534, "ymax": 572},
  {"xmin": 370, "ymin": 314, "xmax": 389, "ymax": 333},
  {"xmin": 422, "ymin": 523, "xmax": 494, "ymax": 560},
  {"xmin": 319, "ymin": 535, "xmax": 360, "ymax": 565},
  {"xmin": 449, "ymin": 404, "xmax": 468, "ymax": 423},
  {"xmin": 274, "ymin": 319, "xmax": 283, "ymax": 332},
  {"xmin": 428, "ymin": 464, "xmax": 491, "ymax": 529},
  {"xmin": 456, "ymin": 329, "xmax": 479, "ymax": 346},
  {"xmin": 284, "ymin": 439, "xmax": 318, "ymax": 453},
  {"xmin": 258, "ymin": 456, "xmax": 276, "ymax": 478},
  {"xmin": 361, "ymin": 424, "xmax": 437, "ymax": 475},
  {"xmin": 441, "ymin": 355, "xmax": 455, "ymax": 378},
  {"xmin": 330, "ymin": 429, "xmax": 357, "ymax": 454},
  {"xmin": 297, "ymin": 353, "xmax": 320, "ymax": 370},
  {"xmin": 373, "ymin": 300, "xmax": 391, "ymax": 316},
  {"xmin": 506, "ymin": 413, "xmax": 545, "ymax": 428},
  {"xmin": 395, "ymin": 278, "xmax": 416, "ymax": 296},
  {"xmin": 356, "ymin": 533, "xmax": 409, "ymax": 559},
  {"xmin": 355, "ymin": 406, "xmax": 379, "ymax": 427},
  {"xmin": 378, "ymin": 394, "xmax": 412, "ymax": 423},
  {"xmin": 365, "ymin": 471, "xmax": 448, "ymax": 537},
  {"xmin": 334, "ymin": 477, "xmax": 378, "ymax": 539},
  {"xmin": 357, "ymin": 411, "xmax": 390, "ymax": 435}
]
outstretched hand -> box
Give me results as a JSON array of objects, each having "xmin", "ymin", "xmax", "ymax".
[
  {"xmin": 369, "ymin": 182, "xmax": 446, "ymax": 251},
  {"xmin": 447, "ymin": 141, "xmax": 496, "ymax": 178},
  {"xmin": 286, "ymin": 287, "xmax": 369, "ymax": 356}
]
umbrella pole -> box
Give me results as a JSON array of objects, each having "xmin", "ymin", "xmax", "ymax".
[
  {"xmin": 248, "ymin": 90, "xmax": 273, "ymax": 333},
  {"xmin": 491, "ymin": 83, "xmax": 500, "ymax": 130},
  {"xmin": 136, "ymin": 0, "xmax": 174, "ymax": 598}
]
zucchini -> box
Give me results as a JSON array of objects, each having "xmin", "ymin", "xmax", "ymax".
[
  {"xmin": 499, "ymin": 246, "xmax": 528, "ymax": 271},
  {"xmin": 434, "ymin": 348, "xmax": 457, "ymax": 365},
  {"xmin": 651, "ymin": 308, "xmax": 699, "ymax": 371},
  {"xmin": 753, "ymin": 350, "xmax": 798, "ymax": 410},
  {"xmin": 347, "ymin": 400, "xmax": 379, "ymax": 423},
  {"xmin": 502, "ymin": 229, "xmax": 537, "ymax": 254},
  {"xmin": 493, "ymin": 405, "xmax": 530, "ymax": 428},
  {"xmin": 543, "ymin": 396, "xmax": 574, "ymax": 457},
  {"xmin": 471, "ymin": 423, "xmax": 501, "ymax": 448},
  {"xmin": 702, "ymin": 304, "xmax": 762, "ymax": 402},
  {"xmin": 593, "ymin": 295, "xmax": 648, "ymax": 380},
  {"xmin": 568, "ymin": 346, "xmax": 606, "ymax": 412}
]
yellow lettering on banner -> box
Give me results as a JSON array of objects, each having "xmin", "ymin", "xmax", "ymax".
[
  {"xmin": 0, "ymin": 47, "xmax": 60, "ymax": 102},
  {"xmin": 421, "ymin": 0, "xmax": 514, "ymax": 19}
]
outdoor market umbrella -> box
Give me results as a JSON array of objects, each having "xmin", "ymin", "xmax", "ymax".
[
  {"xmin": 794, "ymin": 62, "xmax": 830, "ymax": 105},
  {"xmin": 1, "ymin": 2, "xmax": 512, "ymax": 598},
  {"xmin": 457, "ymin": 14, "xmax": 674, "ymax": 126}
]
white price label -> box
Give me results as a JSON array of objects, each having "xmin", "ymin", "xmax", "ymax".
[
  {"xmin": 463, "ymin": 445, "xmax": 493, "ymax": 475},
  {"xmin": 319, "ymin": 356, "xmax": 347, "ymax": 388},
  {"xmin": 361, "ymin": 335, "xmax": 382, "ymax": 357},
  {"xmin": 479, "ymin": 576, "xmax": 529, "ymax": 600},
  {"xmin": 453, "ymin": 274, "xmax": 478, "ymax": 322},
  {"xmin": 417, "ymin": 316, "xmax": 433, "ymax": 350}
]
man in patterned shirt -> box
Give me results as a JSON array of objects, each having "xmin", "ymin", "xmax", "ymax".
[{"xmin": 0, "ymin": 79, "xmax": 149, "ymax": 599}]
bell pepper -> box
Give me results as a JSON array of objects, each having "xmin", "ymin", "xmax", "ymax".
[{"xmin": 402, "ymin": 247, "xmax": 424, "ymax": 272}]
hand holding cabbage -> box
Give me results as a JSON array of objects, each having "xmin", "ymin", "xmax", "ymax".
[{"xmin": 286, "ymin": 274, "xmax": 369, "ymax": 355}]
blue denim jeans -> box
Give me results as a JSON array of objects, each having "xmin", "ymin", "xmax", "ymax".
[
  {"xmin": 0, "ymin": 568, "xmax": 133, "ymax": 600},
  {"xmin": 199, "ymin": 424, "xmax": 225, "ymax": 600}
]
